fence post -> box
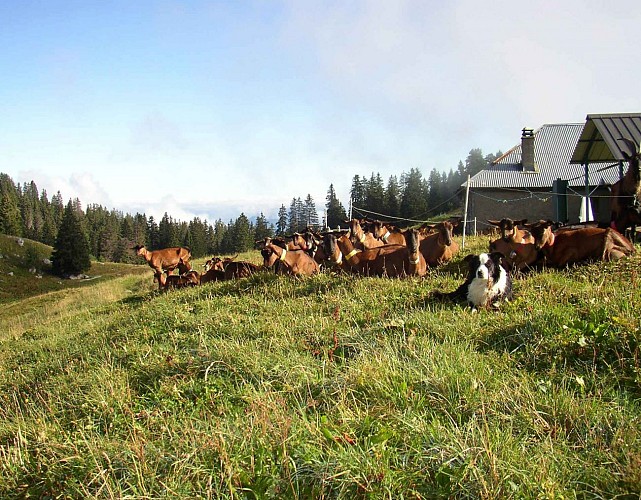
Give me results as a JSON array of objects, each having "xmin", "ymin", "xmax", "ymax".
[{"xmin": 462, "ymin": 175, "xmax": 470, "ymax": 249}]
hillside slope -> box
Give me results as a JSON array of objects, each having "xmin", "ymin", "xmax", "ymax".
[
  {"xmin": 0, "ymin": 233, "xmax": 149, "ymax": 304},
  {"xmin": 0, "ymin": 236, "xmax": 640, "ymax": 497}
]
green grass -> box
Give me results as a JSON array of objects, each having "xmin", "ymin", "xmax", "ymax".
[
  {"xmin": 0, "ymin": 235, "xmax": 640, "ymax": 498},
  {"xmin": 0, "ymin": 234, "xmax": 149, "ymax": 305}
]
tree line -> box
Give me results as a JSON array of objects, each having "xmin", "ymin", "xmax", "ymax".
[{"xmin": 0, "ymin": 148, "xmax": 500, "ymax": 266}]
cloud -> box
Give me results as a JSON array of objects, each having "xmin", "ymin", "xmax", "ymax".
[
  {"xmin": 128, "ymin": 112, "xmax": 189, "ymax": 155},
  {"xmin": 281, "ymin": 0, "xmax": 641, "ymax": 164}
]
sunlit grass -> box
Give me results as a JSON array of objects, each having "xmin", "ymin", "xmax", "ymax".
[{"xmin": 0, "ymin": 235, "xmax": 639, "ymax": 497}]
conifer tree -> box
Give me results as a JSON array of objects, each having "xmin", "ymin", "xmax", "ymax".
[
  {"xmin": 384, "ymin": 175, "xmax": 401, "ymax": 219},
  {"xmin": 400, "ymin": 168, "xmax": 428, "ymax": 224},
  {"xmin": 303, "ymin": 194, "xmax": 319, "ymax": 229},
  {"xmin": 0, "ymin": 174, "xmax": 23, "ymax": 236},
  {"xmin": 276, "ymin": 205, "xmax": 288, "ymax": 236},
  {"xmin": 325, "ymin": 184, "xmax": 347, "ymax": 229},
  {"xmin": 51, "ymin": 200, "xmax": 91, "ymax": 276},
  {"xmin": 365, "ymin": 173, "xmax": 385, "ymax": 215},
  {"xmin": 254, "ymin": 212, "xmax": 273, "ymax": 242}
]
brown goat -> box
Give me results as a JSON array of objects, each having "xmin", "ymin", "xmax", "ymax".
[
  {"xmin": 159, "ymin": 270, "xmax": 200, "ymax": 290},
  {"xmin": 487, "ymin": 218, "xmax": 534, "ymax": 244},
  {"xmin": 331, "ymin": 232, "xmax": 419, "ymax": 277},
  {"xmin": 369, "ymin": 220, "xmax": 407, "ymax": 246},
  {"xmin": 205, "ymin": 256, "xmax": 261, "ymax": 280},
  {"xmin": 489, "ymin": 237, "xmax": 539, "ymax": 271},
  {"xmin": 526, "ymin": 220, "xmax": 635, "ymax": 267},
  {"xmin": 404, "ymin": 228, "xmax": 427, "ymax": 276},
  {"xmin": 261, "ymin": 243, "xmax": 320, "ymax": 276},
  {"xmin": 419, "ymin": 221, "xmax": 459, "ymax": 266},
  {"xmin": 134, "ymin": 245, "xmax": 192, "ymax": 289},
  {"xmin": 610, "ymin": 138, "xmax": 641, "ymax": 239},
  {"xmin": 200, "ymin": 268, "xmax": 225, "ymax": 284},
  {"xmin": 347, "ymin": 219, "xmax": 384, "ymax": 250}
]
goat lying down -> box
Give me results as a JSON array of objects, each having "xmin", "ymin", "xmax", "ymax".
[{"xmin": 434, "ymin": 252, "xmax": 513, "ymax": 309}]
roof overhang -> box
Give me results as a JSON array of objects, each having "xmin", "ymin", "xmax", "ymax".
[{"xmin": 570, "ymin": 113, "xmax": 641, "ymax": 164}]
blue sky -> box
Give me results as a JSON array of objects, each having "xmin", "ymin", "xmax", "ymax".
[{"xmin": 1, "ymin": 0, "xmax": 639, "ymax": 223}]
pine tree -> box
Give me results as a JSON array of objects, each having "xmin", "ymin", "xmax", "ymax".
[
  {"xmin": 186, "ymin": 217, "xmax": 208, "ymax": 258},
  {"xmin": 51, "ymin": 200, "xmax": 91, "ymax": 276},
  {"xmin": 384, "ymin": 175, "xmax": 401, "ymax": 219},
  {"xmin": 147, "ymin": 216, "xmax": 159, "ymax": 248},
  {"xmin": 400, "ymin": 168, "xmax": 428, "ymax": 224},
  {"xmin": 303, "ymin": 194, "xmax": 319, "ymax": 229},
  {"xmin": 288, "ymin": 197, "xmax": 305, "ymax": 233},
  {"xmin": 276, "ymin": 205, "xmax": 288, "ymax": 236},
  {"xmin": 40, "ymin": 189, "xmax": 57, "ymax": 245},
  {"xmin": 254, "ymin": 212, "xmax": 273, "ymax": 242},
  {"xmin": 325, "ymin": 184, "xmax": 347, "ymax": 229},
  {"xmin": 0, "ymin": 174, "xmax": 23, "ymax": 236},
  {"xmin": 233, "ymin": 213, "xmax": 254, "ymax": 252},
  {"xmin": 350, "ymin": 175, "xmax": 366, "ymax": 212},
  {"xmin": 365, "ymin": 173, "xmax": 385, "ymax": 215}
]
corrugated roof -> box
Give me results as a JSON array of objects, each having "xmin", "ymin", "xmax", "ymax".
[
  {"xmin": 467, "ymin": 123, "xmax": 621, "ymax": 189},
  {"xmin": 570, "ymin": 113, "xmax": 641, "ymax": 163}
]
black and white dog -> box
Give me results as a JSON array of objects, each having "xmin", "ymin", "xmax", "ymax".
[{"xmin": 435, "ymin": 252, "xmax": 513, "ymax": 309}]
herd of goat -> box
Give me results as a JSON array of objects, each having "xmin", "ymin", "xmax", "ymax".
[
  {"xmin": 132, "ymin": 215, "xmax": 636, "ymax": 308},
  {"xmin": 133, "ymin": 138, "xmax": 641, "ymax": 308}
]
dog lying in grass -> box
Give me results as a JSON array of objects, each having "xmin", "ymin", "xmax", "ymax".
[{"xmin": 434, "ymin": 252, "xmax": 513, "ymax": 309}]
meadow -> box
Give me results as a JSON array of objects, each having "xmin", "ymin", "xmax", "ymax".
[{"xmin": 0, "ymin": 234, "xmax": 640, "ymax": 498}]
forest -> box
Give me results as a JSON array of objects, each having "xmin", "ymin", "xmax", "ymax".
[{"xmin": 0, "ymin": 148, "xmax": 500, "ymax": 262}]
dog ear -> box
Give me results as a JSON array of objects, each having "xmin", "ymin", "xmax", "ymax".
[{"xmin": 489, "ymin": 251, "xmax": 505, "ymax": 264}]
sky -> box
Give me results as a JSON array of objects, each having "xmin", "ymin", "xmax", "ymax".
[{"xmin": 1, "ymin": 0, "xmax": 640, "ymax": 224}]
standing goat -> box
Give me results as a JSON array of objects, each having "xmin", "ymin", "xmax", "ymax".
[
  {"xmin": 610, "ymin": 137, "xmax": 641, "ymax": 240},
  {"xmin": 134, "ymin": 245, "xmax": 192, "ymax": 289}
]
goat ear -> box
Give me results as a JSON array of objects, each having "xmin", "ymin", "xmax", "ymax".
[
  {"xmin": 515, "ymin": 219, "xmax": 527, "ymax": 225},
  {"xmin": 487, "ymin": 219, "xmax": 500, "ymax": 226}
]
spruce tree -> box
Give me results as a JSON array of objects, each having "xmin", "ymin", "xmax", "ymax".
[
  {"xmin": 276, "ymin": 205, "xmax": 288, "ymax": 236},
  {"xmin": 51, "ymin": 200, "xmax": 91, "ymax": 276},
  {"xmin": 254, "ymin": 212, "xmax": 273, "ymax": 242},
  {"xmin": 325, "ymin": 184, "xmax": 347, "ymax": 229},
  {"xmin": 0, "ymin": 174, "xmax": 23, "ymax": 236},
  {"xmin": 384, "ymin": 175, "xmax": 401, "ymax": 219}
]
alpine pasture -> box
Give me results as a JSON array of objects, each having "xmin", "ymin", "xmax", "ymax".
[{"xmin": 1, "ymin": 234, "xmax": 640, "ymax": 498}]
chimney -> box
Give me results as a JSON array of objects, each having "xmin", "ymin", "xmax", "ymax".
[{"xmin": 521, "ymin": 127, "xmax": 537, "ymax": 172}]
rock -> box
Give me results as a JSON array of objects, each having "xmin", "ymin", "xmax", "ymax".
[
  {"xmin": 16, "ymin": 238, "xmax": 24, "ymax": 247},
  {"xmin": 8, "ymin": 272, "xmax": 13, "ymax": 276},
  {"xmin": 29, "ymin": 268, "xmax": 36, "ymax": 274},
  {"xmin": 42, "ymin": 258, "xmax": 51, "ymax": 265}
]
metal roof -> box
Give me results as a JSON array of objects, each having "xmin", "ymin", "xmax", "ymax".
[
  {"xmin": 467, "ymin": 123, "xmax": 621, "ymax": 189},
  {"xmin": 570, "ymin": 113, "xmax": 641, "ymax": 164}
]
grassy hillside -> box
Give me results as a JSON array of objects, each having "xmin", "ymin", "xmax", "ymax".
[
  {"xmin": 0, "ymin": 236, "xmax": 640, "ymax": 498},
  {"xmin": 0, "ymin": 234, "xmax": 149, "ymax": 305}
]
